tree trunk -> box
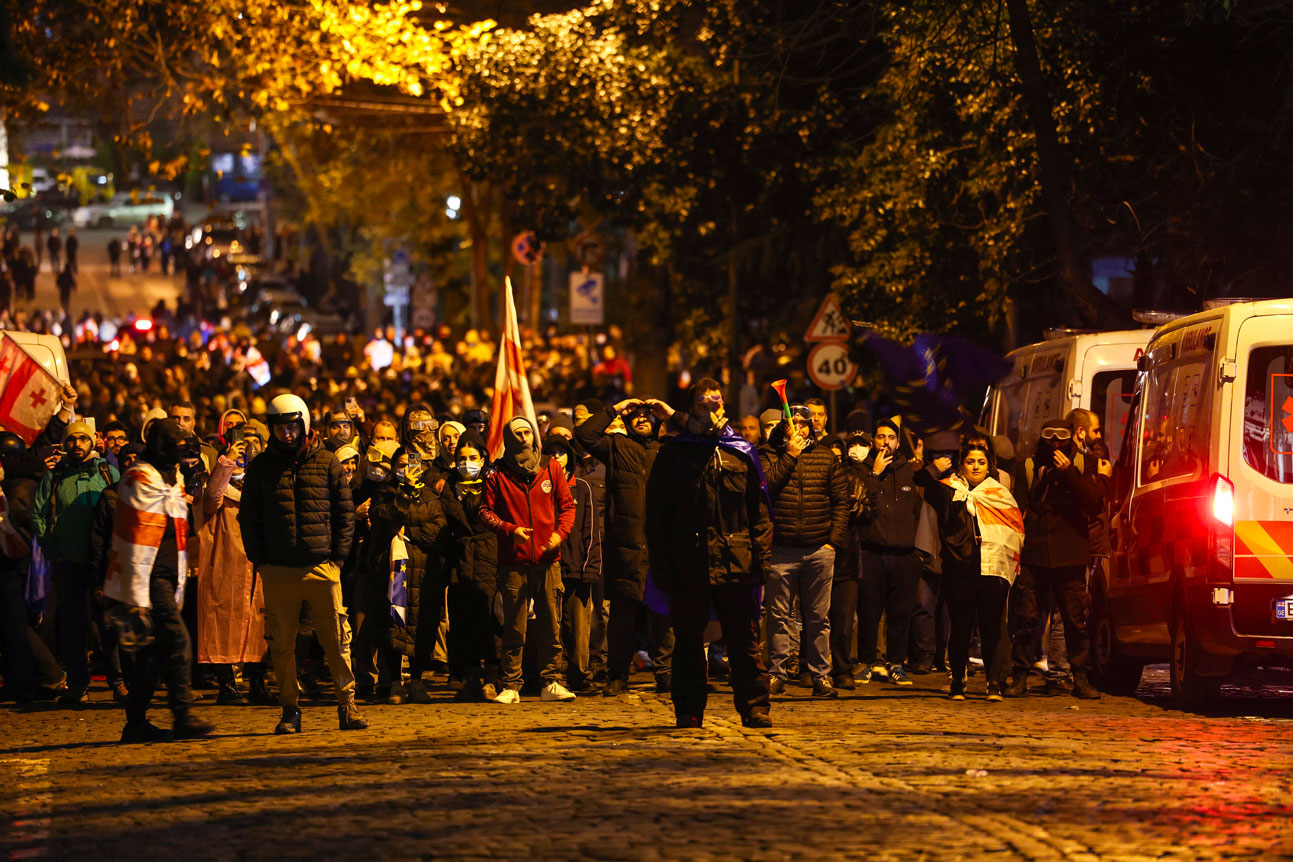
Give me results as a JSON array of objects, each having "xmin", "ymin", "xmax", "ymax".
[
  {"xmin": 459, "ymin": 174, "xmax": 491, "ymax": 332},
  {"xmin": 1004, "ymin": 0, "xmax": 1120, "ymax": 328}
]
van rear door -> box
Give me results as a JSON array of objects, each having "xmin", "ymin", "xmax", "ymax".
[{"xmin": 1230, "ymin": 317, "xmax": 1293, "ymax": 637}]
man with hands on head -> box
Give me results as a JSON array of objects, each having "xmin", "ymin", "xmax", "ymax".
[{"xmin": 575, "ymin": 395, "xmax": 677, "ymax": 696}]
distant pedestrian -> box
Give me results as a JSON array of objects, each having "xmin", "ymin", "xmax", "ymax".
[
  {"xmin": 33, "ymin": 226, "xmax": 45, "ymax": 271},
  {"xmin": 64, "ymin": 228, "xmax": 79, "ymax": 274},
  {"xmin": 46, "ymin": 227, "xmax": 62, "ymax": 273},
  {"xmin": 56, "ymin": 265, "xmax": 75, "ymax": 318},
  {"xmin": 127, "ymin": 227, "xmax": 140, "ymax": 272},
  {"xmin": 107, "ymin": 238, "xmax": 123, "ymax": 277}
]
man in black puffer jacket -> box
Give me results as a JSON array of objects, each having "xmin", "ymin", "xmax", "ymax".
[
  {"xmin": 575, "ymin": 397, "xmax": 676, "ymax": 695},
  {"xmin": 239, "ymin": 394, "xmax": 367, "ymax": 734},
  {"xmin": 760, "ymin": 406, "xmax": 849, "ymax": 698}
]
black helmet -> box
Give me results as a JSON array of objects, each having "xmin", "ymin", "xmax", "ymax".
[{"xmin": 0, "ymin": 431, "xmax": 25, "ymax": 459}]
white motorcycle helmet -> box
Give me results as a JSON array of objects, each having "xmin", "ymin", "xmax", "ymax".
[{"xmin": 267, "ymin": 393, "xmax": 311, "ymax": 436}]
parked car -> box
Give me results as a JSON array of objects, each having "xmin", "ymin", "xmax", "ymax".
[
  {"xmin": 248, "ymin": 287, "xmax": 348, "ymax": 335},
  {"xmin": 0, "ymin": 198, "xmax": 67, "ymax": 231},
  {"xmin": 72, "ymin": 191, "xmax": 175, "ymax": 228}
]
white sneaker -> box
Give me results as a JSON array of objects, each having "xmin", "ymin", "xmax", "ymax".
[
  {"xmin": 494, "ymin": 689, "xmax": 521, "ymax": 704},
  {"xmin": 541, "ymin": 682, "xmax": 576, "ymax": 702}
]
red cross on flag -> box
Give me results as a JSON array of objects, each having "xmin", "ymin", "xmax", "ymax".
[
  {"xmin": 487, "ymin": 276, "xmax": 539, "ymax": 460},
  {"xmin": 0, "ymin": 334, "xmax": 63, "ymax": 444}
]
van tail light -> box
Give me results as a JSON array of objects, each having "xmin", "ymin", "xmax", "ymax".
[
  {"xmin": 1212, "ymin": 474, "xmax": 1234, "ymax": 571},
  {"xmin": 1212, "ymin": 474, "xmax": 1234, "ymax": 527}
]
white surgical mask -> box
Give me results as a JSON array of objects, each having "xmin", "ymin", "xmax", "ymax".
[
  {"xmin": 847, "ymin": 444, "xmax": 870, "ymax": 463},
  {"xmin": 458, "ymin": 461, "xmax": 482, "ymax": 479}
]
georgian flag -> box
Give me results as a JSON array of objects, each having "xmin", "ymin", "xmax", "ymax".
[
  {"xmin": 487, "ymin": 276, "xmax": 540, "ymax": 459},
  {"xmin": 0, "ymin": 335, "xmax": 62, "ymax": 445}
]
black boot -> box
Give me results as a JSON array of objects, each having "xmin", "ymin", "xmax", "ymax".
[
  {"xmin": 247, "ymin": 677, "xmax": 275, "ymax": 706},
  {"xmin": 338, "ymin": 694, "xmax": 369, "ymax": 730},
  {"xmin": 741, "ymin": 708, "xmax": 773, "ymax": 729},
  {"xmin": 1071, "ymin": 672, "xmax": 1102, "ymax": 700},
  {"xmin": 1004, "ymin": 669, "xmax": 1029, "ymax": 698},
  {"xmin": 172, "ymin": 710, "xmax": 216, "ymax": 740},
  {"xmin": 216, "ymin": 683, "xmax": 249, "ymax": 705},
  {"xmin": 406, "ymin": 679, "xmax": 432, "ymax": 704},
  {"xmin": 275, "ymin": 706, "xmax": 302, "ymax": 735},
  {"xmin": 120, "ymin": 719, "xmax": 171, "ymax": 744}
]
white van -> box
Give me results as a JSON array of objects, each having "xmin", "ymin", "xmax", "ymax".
[
  {"xmin": 982, "ymin": 328, "xmax": 1152, "ymax": 460},
  {"xmin": 1, "ymin": 331, "xmax": 70, "ymax": 386},
  {"xmin": 1095, "ymin": 299, "xmax": 1293, "ymax": 707}
]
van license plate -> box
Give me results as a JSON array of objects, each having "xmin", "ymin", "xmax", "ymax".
[{"xmin": 1277, "ymin": 599, "xmax": 1293, "ymax": 620}]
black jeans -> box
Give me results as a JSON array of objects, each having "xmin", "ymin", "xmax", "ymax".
[
  {"xmin": 1009, "ymin": 564, "xmax": 1091, "ymax": 674},
  {"xmin": 944, "ymin": 571, "xmax": 1010, "ymax": 685},
  {"xmin": 670, "ymin": 583, "xmax": 769, "ymax": 721},
  {"xmin": 0, "ymin": 566, "xmax": 62, "ymax": 699},
  {"xmin": 606, "ymin": 595, "xmax": 674, "ymax": 683},
  {"xmin": 125, "ymin": 576, "xmax": 194, "ymax": 723},
  {"xmin": 828, "ymin": 578, "xmax": 865, "ymax": 680},
  {"xmin": 447, "ymin": 579, "xmax": 500, "ymax": 685},
  {"xmin": 53, "ymin": 561, "xmax": 94, "ymax": 692},
  {"xmin": 858, "ymin": 550, "xmax": 921, "ymax": 667},
  {"xmin": 909, "ymin": 567, "xmax": 950, "ymax": 666}
]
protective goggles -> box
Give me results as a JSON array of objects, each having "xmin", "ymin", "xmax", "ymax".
[
  {"xmin": 407, "ymin": 418, "xmax": 437, "ymax": 431},
  {"xmin": 1039, "ymin": 427, "xmax": 1072, "ymax": 441}
]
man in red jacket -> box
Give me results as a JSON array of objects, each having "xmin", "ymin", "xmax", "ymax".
[{"xmin": 481, "ymin": 418, "xmax": 577, "ymax": 703}]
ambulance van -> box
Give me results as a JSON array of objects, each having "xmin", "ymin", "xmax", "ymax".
[
  {"xmin": 982, "ymin": 328, "xmax": 1152, "ymax": 461},
  {"xmin": 1095, "ymin": 299, "xmax": 1293, "ymax": 706}
]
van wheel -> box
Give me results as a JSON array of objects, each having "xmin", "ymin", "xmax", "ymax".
[
  {"xmin": 1170, "ymin": 603, "xmax": 1221, "ymax": 711},
  {"xmin": 1091, "ymin": 595, "xmax": 1143, "ymax": 695}
]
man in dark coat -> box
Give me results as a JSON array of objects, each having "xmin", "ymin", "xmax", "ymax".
[
  {"xmin": 1006, "ymin": 418, "xmax": 1108, "ymax": 699},
  {"xmin": 857, "ymin": 418, "xmax": 924, "ymax": 685},
  {"xmin": 760, "ymin": 405, "xmax": 850, "ymax": 698},
  {"xmin": 645, "ymin": 378, "xmax": 775, "ymax": 729},
  {"xmin": 239, "ymin": 394, "xmax": 367, "ymax": 734},
  {"xmin": 575, "ymin": 397, "xmax": 676, "ymax": 695}
]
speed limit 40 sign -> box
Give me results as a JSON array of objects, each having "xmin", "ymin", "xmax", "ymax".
[{"xmin": 807, "ymin": 342, "xmax": 857, "ymax": 391}]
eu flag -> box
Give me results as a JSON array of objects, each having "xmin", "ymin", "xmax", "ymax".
[{"xmin": 860, "ymin": 332, "xmax": 1012, "ymax": 435}]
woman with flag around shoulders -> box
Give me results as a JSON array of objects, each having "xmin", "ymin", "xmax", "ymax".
[{"xmin": 914, "ymin": 436, "xmax": 1024, "ymax": 702}]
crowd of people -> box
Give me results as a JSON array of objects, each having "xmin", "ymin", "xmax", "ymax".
[{"xmin": 0, "ymin": 298, "xmax": 1116, "ymax": 737}]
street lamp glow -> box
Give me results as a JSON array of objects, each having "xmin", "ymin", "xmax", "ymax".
[{"xmin": 447, "ymin": 194, "xmax": 461, "ymax": 210}]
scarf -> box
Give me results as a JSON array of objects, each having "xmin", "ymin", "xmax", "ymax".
[
  {"xmin": 502, "ymin": 417, "xmax": 541, "ymax": 479},
  {"xmin": 104, "ymin": 461, "xmax": 189, "ymax": 608},
  {"xmin": 940, "ymin": 474, "xmax": 1023, "ymax": 584},
  {"xmin": 673, "ymin": 421, "xmax": 772, "ymax": 511}
]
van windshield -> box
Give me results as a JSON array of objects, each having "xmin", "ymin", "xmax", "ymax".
[{"xmin": 1243, "ymin": 345, "xmax": 1293, "ymax": 483}]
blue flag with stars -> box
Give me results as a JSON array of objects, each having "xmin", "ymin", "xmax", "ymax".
[{"xmin": 861, "ymin": 332, "xmax": 1013, "ymax": 436}]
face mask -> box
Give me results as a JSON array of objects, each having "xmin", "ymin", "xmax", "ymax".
[
  {"xmin": 367, "ymin": 465, "xmax": 389, "ymax": 482},
  {"xmin": 847, "ymin": 444, "xmax": 869, "ymax": 463},
  {"xmin": 394, "ymin": 467, "xmax": 408, "ymax": 482},
  {"xmin": 458, "ymin": 461, "xmax": 481, "ymax": 479}
]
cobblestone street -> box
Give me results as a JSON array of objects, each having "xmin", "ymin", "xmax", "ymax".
[{"xmin": 2, "ymin": 667, "xmax": 1291, "ymax": 861}]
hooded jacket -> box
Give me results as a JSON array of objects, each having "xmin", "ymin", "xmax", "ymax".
[
  {"xmin": 480, "ymin": 421, "xmax": 575, "ymax": 566},
  {"xmin": 574, "ymin": 405, "xmax": 661, "ymax": 600},
  {"xmin": 370, "ymin": 478, "xmax": 446, "ymax": 656},
  {"xmin": 238, "ymin": 434, "xmax": 355, "ymax": 568}
]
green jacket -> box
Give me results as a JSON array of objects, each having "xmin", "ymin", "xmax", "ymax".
[{"xmin": 32, "ymin": 458, "xmax": 119, "ymax": 565}]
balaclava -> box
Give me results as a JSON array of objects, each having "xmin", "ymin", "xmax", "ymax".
[
  {"xmin": 404, "ymin": 406, "xmax": 439, "ymax": 460},
  {"xmin": 502, "ymin": 417, "xmax": 542, "ymax": 479},
  {"xmin": 144, "ymin": 419, "xmax": 199, "ymax": 484}
]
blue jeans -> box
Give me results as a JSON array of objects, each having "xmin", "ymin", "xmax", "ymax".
[{"xmin": 764, "ymin": 544, "xmax": 835, "ymax": 681}]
